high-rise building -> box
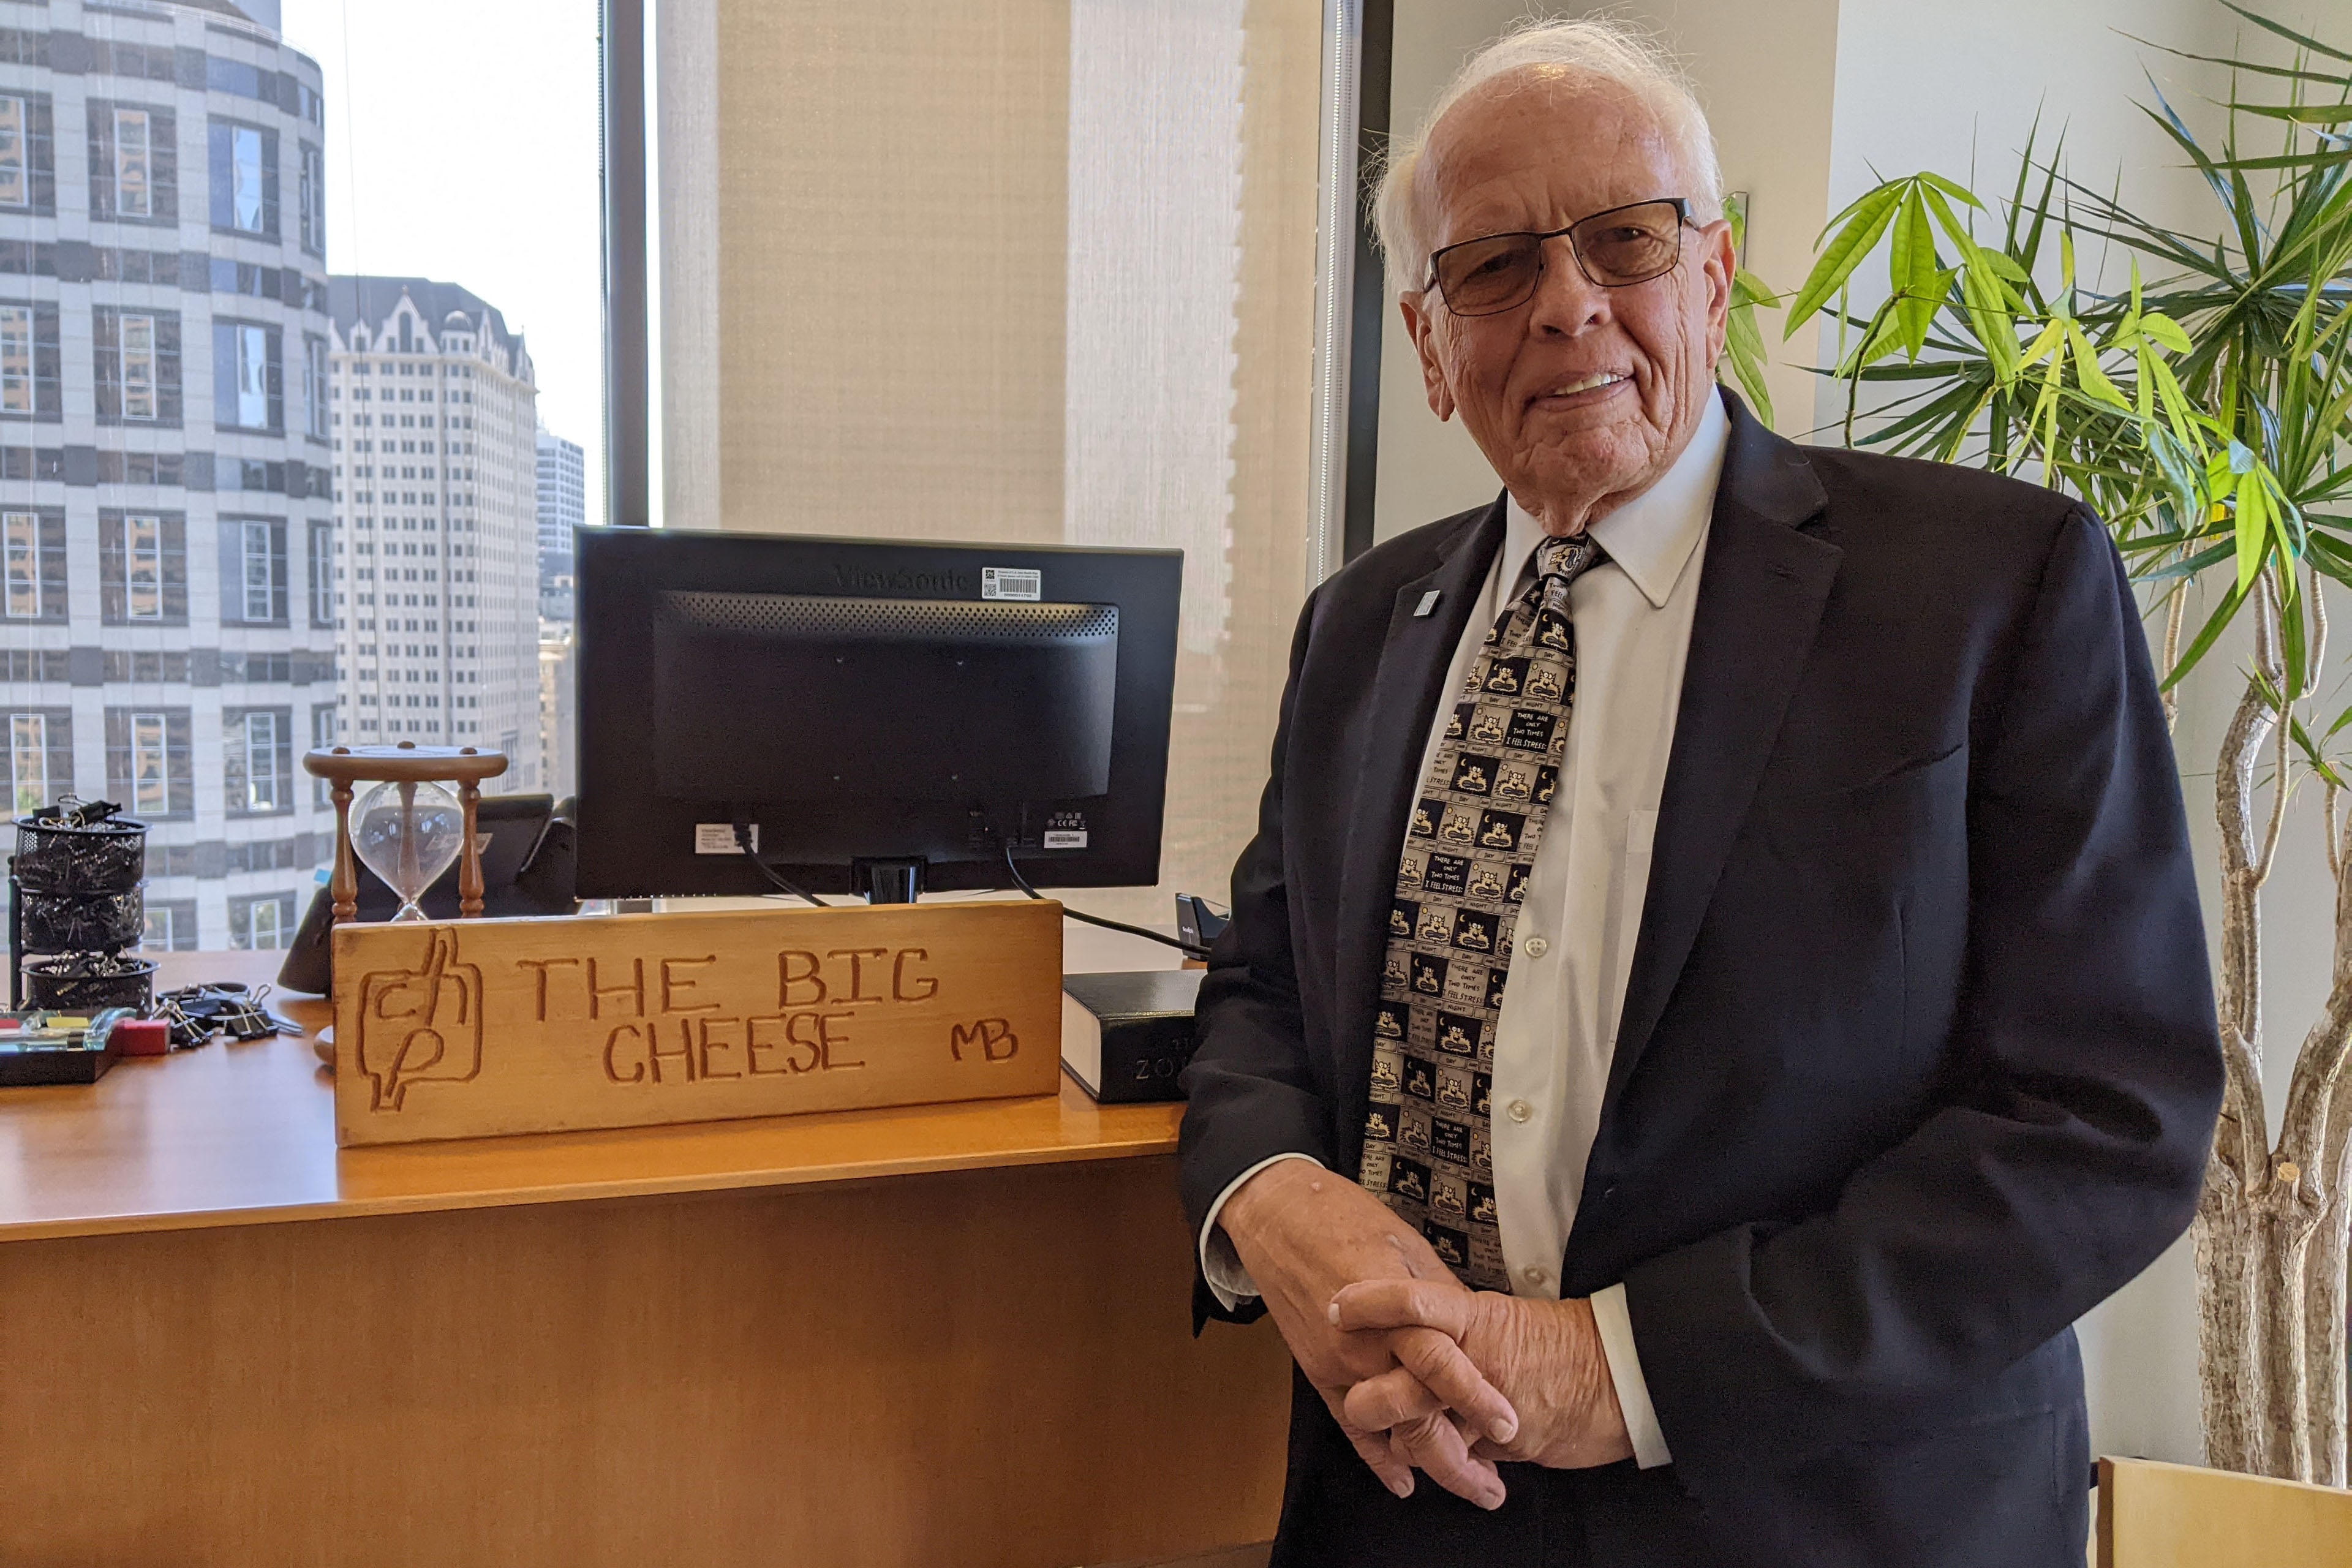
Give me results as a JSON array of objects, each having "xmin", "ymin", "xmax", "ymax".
[
  {"xmin": 326, "ymin": 277, "xmax": 541, "ymax": 790},
  {"xmin": 533, "ymin": 421, "xmax": 580, "ymax": 621},
  {"xmin": 0, "ymin": 0, "xmax": 337, "ymax": 952}
]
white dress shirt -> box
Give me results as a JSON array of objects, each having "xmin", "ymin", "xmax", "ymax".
[{"xmin": 1200, "ymin": 391, "xmax": 1730, "ymax": 1471}]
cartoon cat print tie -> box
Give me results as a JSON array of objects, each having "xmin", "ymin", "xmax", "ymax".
[{"xmin": 1357, "ymin": 532, "xmax": 1604, "ymax": 1289}]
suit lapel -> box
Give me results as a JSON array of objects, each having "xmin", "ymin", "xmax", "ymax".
[
  {"xmin": 1330, "ymin": 499, "xmax": 1507, "ymax": 1148},
  {"xmin": 1607, "ymin": 398, "xmax": 1840, "ymax": 1106}
]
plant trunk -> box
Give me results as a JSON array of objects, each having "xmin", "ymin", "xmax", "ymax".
[{"xmin": 2195, "ymin": 669, "xmax": 2352, "ymax": 1485}]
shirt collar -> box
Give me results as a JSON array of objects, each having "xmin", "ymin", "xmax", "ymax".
[{"xmin": 1500, "ymin": 388, "xmax": 1730, "ymax": 609}]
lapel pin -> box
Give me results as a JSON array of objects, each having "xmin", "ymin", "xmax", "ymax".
[{"xmin": 1414, "ymin": 590, "xmax": 1441, "ymax": 618}]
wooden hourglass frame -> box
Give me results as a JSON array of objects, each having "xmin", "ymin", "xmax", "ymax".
[{"xmin": 303, "ymin": 744, "xmax": 510, "ymax": 923}]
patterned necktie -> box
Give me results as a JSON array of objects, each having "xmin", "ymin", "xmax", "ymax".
[{"xmin": 1357, "ymin": 532, "xmax": 1605, "ymax": 1289}]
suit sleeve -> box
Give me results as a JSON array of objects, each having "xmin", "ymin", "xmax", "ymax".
[
  {"xmin": 1620, "ymin": 507, "xmax": 2223, "ymax": 1466},
  {"xmin": 1179, "ymin": 584, "xmax": 1335, "ymax": 1325}
]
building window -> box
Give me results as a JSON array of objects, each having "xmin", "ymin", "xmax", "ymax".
[
  {"xmin": 214, "ymin": 320, "xmax": 282, "ymax": 432},
  {"xmin": 0, "ymin": 94, "xmax": 23, "ymax": 208},
  {"xmin": 225, "ymin": 708, "xmax": 291, "ymax": 815},
  {"xmin": 7, "ymin": 711, "xmax": 70, "ymax": 813},
  {"xmin": 126, "ymin": 514, "xmax": 162, "ymax": 619},
  {"xmin": 307, "ymin": 519, "xmax": 335, "ymax": 627},
  {"xmin": 92, "ymin": 308, "xmax": 181, "ymax": 426},
  {"xmin": 304, "ymin": 334, "xmax": 328, "ymax": 437},
  {"xmin": 230, "ymin": 892, "xmax": 296, "ymax": 951},
  {"xmin": 99, "ymin": 511, "xmax": 186, "ymax": 625},
  {"xmin": 0, "ymin": 304, "xmax": 26, "ymax": 413},
  {"xmin": 298, "ymin": 142, "xmax": 324, "ymax": 255},
  {"xmin": 129, "ymin": 711, "xmax": 166, "ymax": 815},
  {"xmin": 113, "ymin": 107, "xmax": 151, "ymax": 217},
  {"xmin": 312, "ymin": 703, "xmax": 338, "ymax": 803},
  {"xmin": 88, "ymin": 100, "xmax": 175, "ymax": 222},
  {"xmin": 243, "ymin": 519, "xmax": 281, "ymax": 622},
  {"xmin": 105, "ymin": 707, "xmax": 192, "ymax": 819},
  {"xmin": 140, "ymin": 902, "xmax": 198, "ymax": 953},
  {"xmin": 120, "ymin": 312, "xmax": 157, "ymax": 421},
  {"xmin": 4, "ymin": 510, "xmax": 39, "ymax": 618},
  {"xmin": 209, "ymin": 119, "xmax": 276, "ymax": 236}
]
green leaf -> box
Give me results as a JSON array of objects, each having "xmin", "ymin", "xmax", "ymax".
[
  {"xmin": 1915, "ymin": 171, "xmax": 1987, "ymax": 209},
  {"xmin": 2139, "ymin": 313, "xmax": 2192, "ymax": 355},
  {"xmin": 2064, "ymin": 319, "xmax": 2127, "ymax": 407},
  {"xmin": 2165, "ymin": 578, "xmax": 2250, "ymax": 690},
  {"xmin": 1888, "ymin": 189, "xmax": 1941, "ymax": 360},
  {"xmin": 2211, "ymin": 0, "xmax": 2352, "ymax": 65},
  {"xmin": 1784, "ymin": 184, "xmax": 1904, "ymax": 338},
  {"xmin": 2237, "ymin": 481, "xmax": 2272, "ymax": 596}
]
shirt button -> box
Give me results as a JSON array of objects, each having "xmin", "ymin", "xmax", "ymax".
[
  {"xmin": 1523, "ymin": 935, "xmax": 1550, "ymax": 958},
  {"xmin": 1521, "ymin": 1265, "xmax": 1549, "ymax": 1287},
  {"xmin": 1507, "ymin": 1099, "xmax": 1532, "ymax": 1123}
]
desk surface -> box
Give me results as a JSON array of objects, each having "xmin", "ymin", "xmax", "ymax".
[{"xmin": 0, "ymin": 935, "xmax": 1194, "ymax": 1245}]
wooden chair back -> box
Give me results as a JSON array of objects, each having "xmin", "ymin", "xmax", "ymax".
[{"xmin": 2098, "ymin": 1455, "xmax": 2352, "ymax": 1567}]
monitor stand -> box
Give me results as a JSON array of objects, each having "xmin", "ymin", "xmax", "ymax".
[{"xmin": 854, "ymin": 857, "xmax": 926, "ymax": 905}]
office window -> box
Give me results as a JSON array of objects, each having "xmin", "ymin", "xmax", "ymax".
[
  {"xmin": 113, "ymin": 107, "xmax": 151, "ymax": 217},
  {"xmin": 214, "ymin": 321, "xmax": 283, "ymax": 432},
  {"xmin": 92, "ymin": 308, "xmax": 182, "ymax": 426},
  {"xmin": 230, "ymin": 892, "xmax": 296, "ymax": 951},
  {"xmin": 121, "ymin": 312, "xmax": 157, "ymax": 421},
  {"xmin": 307, "ymin": 519, "xmax": 334, "ymax": 627},
  {"xmin": 0, "ymin": 94, "xmax": 23, "ymax": 207},
  {"xmin": 0, "ymin": 304, "xmax": 26, "ymax": 413},
  {"xmin": 7, "ymin": 710, "xmax": 71, "ymax": 813},
  {"xmin": 142, "ymin": 902, "xmax": 200, "ymax": 954},
  {"xmin": 0, "ymin": 301, "xmax": 58, "ymax": 421},
  {"xmin": 224, "ymin": 708, "xmax": 292, "ymax": 815},
  {"xmin": 298, "ymin": 142, "xmax": 324, "ymax": 255},
  {"xmin": 239, "ymin": 519, "xmax": 284, "ymax": 623},
  {"xmin": 311, "ymin": 702, "xmax": 338, "ymax": 802},
  {"xmin": 140, "ymin": 901, "xmax": 198, "ymax": 953},
  {"xmin": 100, "ymin": 511, "xmax": 187, "ymax": 625},
  {"xmin": 304, "ymin": 335, "xmax": 329, "ymax": 437},
  {"xmin": 209, "ymin": 119, "xmax": 277, "ymax": 236},
  {"xmin": 105, "ymin": 708, "xmax": 191, "ymax": 819},
  {"xmin": 2, "ymin": 510, "xmax": 62, "ymax": 620}
]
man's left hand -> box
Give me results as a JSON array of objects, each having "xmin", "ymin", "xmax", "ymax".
[{"xmin": 1329, "ymin": 1280, "xmax": 1635, "ymax": 1470}]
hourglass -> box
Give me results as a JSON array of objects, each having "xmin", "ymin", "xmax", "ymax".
[{"xmin": 303, "ymin": 743, "xmax": 511, "ymax": 924}]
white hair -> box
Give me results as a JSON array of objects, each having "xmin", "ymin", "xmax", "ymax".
[{"xmin": 1372, "ymin": 15, "xmax": 1724, "ymax": 293}]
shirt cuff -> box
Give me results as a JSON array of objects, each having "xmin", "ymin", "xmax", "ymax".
[
  {"xmin": 1590, "ymin": 1281, "xmax": 1672, "ymax": 1468},
  {"xmin": 1198, "ymin": 1152, "xmax": 1324, "ymax": 1311}
]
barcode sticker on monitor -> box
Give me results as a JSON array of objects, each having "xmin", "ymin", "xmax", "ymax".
[
  {"xmin": 981, "ymin": 567, "xmax": 1042, "ymax": 601},
  {"xmin": 1042, "ymin": 829, "xmax": 1087, "ymax": 849},
  {"xmin": 696, "ymin": 823, "xmax": 755, "ymax": 854}
]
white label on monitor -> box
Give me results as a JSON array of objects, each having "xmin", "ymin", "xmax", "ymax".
[
  {"xmin": 981, "ymin": 566, "xmax": 1041, "ymax": 601},
  {"xmin": 696, "ymin": 823, "xmax": 755, "ymax": 854},
  {"xmin": 1041, "ymin": 829, "xmax": 1087, "ymax": 850}
]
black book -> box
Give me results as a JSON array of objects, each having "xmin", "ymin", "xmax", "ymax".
[{"xmin": 1060, "ymin": 968, "xmax": 1204, "ymax": 1103}]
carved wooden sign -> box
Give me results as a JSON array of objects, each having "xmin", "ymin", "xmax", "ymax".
[{"xmin": 330, "ymin": 902, "xmax": 1063, "ymax": 1147}]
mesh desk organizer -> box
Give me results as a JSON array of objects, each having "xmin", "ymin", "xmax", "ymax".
[{"xmin": 7, "ymin": 799, "xmax": 156, "ymax": 1014}]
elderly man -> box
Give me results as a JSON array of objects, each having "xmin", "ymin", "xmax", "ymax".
[{"xmin": 1178, "ymin": 18, "xmax": 2222, "ymax": 1567}]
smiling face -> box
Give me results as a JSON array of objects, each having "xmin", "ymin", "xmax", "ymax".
[{"xmin": 1401, "ymin": 72, "xmax": 1734, "ymax": 535}]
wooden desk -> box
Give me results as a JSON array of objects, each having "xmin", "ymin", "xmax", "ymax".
[{"xmin": 0, "ymin": 948, "xmax": 1290, "ymax": 1567}]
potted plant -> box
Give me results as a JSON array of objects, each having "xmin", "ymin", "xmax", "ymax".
[{"xmin": 1734, "ymin": 1, "xmax": 2352, "ymax": 1484}]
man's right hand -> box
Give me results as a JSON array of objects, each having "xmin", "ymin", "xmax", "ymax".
[{"xmin": 1218, "ymin": 1158, "xmax": 1520, "ymax": 1508}]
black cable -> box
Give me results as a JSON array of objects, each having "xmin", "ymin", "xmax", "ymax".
[
  {"xmin": 1002, "ymin": 841, "xmax": 1210, "ymax": 960},
  {"xmin": 733, "ymin": 819, "xmax": 827, "ymax": 910}
]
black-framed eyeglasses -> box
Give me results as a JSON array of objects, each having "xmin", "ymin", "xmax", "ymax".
[{"xmin": 1423, "ymin": 198, "xmax": 1694, "ymax": 317}]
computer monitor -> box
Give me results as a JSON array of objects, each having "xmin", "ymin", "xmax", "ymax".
[{"xmin": 574, "ymin": 527, "xmax": 1183, "ymax": 901}]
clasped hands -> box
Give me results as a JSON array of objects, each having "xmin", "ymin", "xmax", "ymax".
[{"xmin": 1219, "ymin": 1158, "xmax": 1632, "ymax": 1509}]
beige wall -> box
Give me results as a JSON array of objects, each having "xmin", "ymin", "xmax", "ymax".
[{"xmin": 1372, "ymin": 0, "xmax": 1842, "ymax": 544}]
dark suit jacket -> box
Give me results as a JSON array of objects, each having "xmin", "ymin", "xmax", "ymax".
[{"xmin": 1178, "ymin": 391, "xmax": 2223, "ymax": 1568}]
